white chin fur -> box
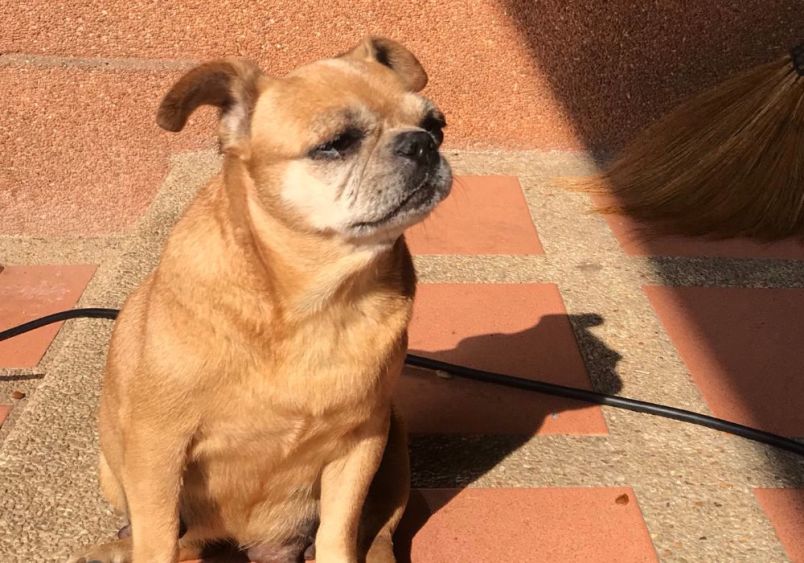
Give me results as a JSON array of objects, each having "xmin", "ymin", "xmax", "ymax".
[
  {"xmin": 280, "ymin": 159, "xmax": 446, "ymax": 245},
  {"xmin": 279, "ymin": 160, "xmax": 355, "ymax": 233},
  {"xmin": 280, "ymin": 160, "xmax": 412, "ymax": 243}
]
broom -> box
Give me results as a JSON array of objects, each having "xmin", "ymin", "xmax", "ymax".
[{"xmin": 566, "ymin": 43, "xmax": 804, "ymax": 241}]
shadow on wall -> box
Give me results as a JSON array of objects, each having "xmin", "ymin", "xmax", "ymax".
[{"xmin": 499, "ymin": 0, "xmax": 803, "ymax": 154}]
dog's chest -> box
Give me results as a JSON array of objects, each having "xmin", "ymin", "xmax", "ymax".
[
  {"xmin": 264, "ymin": 294, "xmax": 409, "ymax": 405},
  {"xmin": 191, "ymin": 401, "xmax": 363, "ymax": 466},
  {"xmin": 191, "ymin": 294, "xmax": 409, "ymax": 460}
]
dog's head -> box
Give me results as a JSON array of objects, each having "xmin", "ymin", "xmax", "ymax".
[{"xmin": 158, "ymin": 37, "xmax": 452, "ymax": 244}]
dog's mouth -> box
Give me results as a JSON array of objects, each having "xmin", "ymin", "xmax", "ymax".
[
  {"xmin": 350, "ymin": 167, "xmax": 452, "ymax": 234},
  {"xmin": 352, "ymin": 179, "xmax": 433, "ymax": 230}
]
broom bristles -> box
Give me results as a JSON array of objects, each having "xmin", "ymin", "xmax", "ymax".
[{"xmin": 563, "ymin": 53, "xmax": 804, "ymax": 241}]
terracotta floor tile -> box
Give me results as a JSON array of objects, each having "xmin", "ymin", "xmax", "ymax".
[
  {"xmin": 0, "ymin": 66, "xmax": 215, "ymax": 236},
  {"xmin": 0, "ymin": 404, "xmax": 10, "ymax": 427},
  {"xmin": 0, "ymin": 265, "xmax": 97, "ymax": 368},
  {"xmin": 596, "ymin": 196, "xmax": 804, "ymax": 259},
  {"xmin": 753, "ymin": 488, "xmax": 804, "ymax": 562},
  {"xmin": 395, "ymin": 487, "xmax": 657, "ymax": 562},
  {"xmin": 396, "ymin": 284, "xmax": 608, "ymax": 435},
  {"xmin": 644, "ymin": 286, "xmax": 804, "ymax": 436},
  {"xmin": 406, "ymin": 176, "xmax": 543, "ymax": 255}
]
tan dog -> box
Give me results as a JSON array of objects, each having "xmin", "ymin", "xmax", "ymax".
[{"xmin": 70, "ymin": 37, "xmax": 451, "ymax": 563}]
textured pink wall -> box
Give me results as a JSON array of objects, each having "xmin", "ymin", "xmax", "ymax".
[
  {"xmin": 3, "ymin": 1, "xmax": 801, "ymax": 150},
  {"xmin": 1, "ymin": 1, "xmax": 801, "ymax": 234}
]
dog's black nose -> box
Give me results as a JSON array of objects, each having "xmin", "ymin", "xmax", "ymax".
[{"xmin": 394, "ymin": 130, "xmax": 437, "ymax": 165}]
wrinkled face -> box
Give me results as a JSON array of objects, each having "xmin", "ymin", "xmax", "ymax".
[{"xmin": 248, "ymin": 58, "xmax": 452, "ymax": 244}]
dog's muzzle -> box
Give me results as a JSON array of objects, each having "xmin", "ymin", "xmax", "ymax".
[{"xmin": 393, "ymin": 130, "xmax": 439, "ymax": 170}]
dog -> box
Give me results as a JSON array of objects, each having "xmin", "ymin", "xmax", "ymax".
[{"xmin": 69, "ymin": 37, "xmax": 451, "ymax": 563}]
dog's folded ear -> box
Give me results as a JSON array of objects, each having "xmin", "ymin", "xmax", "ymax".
[
  {"xmin": 342, "ymin": 37, "xmax": 428, "ymax": 92},
  {"xmin": 157, "ymin": 58, "xmax": 265, "ymax": 153}
]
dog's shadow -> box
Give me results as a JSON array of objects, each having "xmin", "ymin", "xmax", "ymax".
[{"xmin": 393, "ymin": 313, "xmax": 623, "ymax": 562}]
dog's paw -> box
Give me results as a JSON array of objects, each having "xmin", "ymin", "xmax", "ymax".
[{"xmin": 66, "ymin": 538, "xmax": 131, "ymax": 563}]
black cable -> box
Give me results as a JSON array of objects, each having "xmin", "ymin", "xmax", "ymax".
[
  {"xmin": 0, "ymin": 308, "xmax": 120, "ymax": 341},
  {"xmin": 405, "ymin": 354, "xmax": 804, "ymax": 457},
  {"xmin": 2, "ymin": 308, "xmax": 802, "ymax": 457}
]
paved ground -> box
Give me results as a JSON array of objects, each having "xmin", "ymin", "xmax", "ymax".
[
  {"xmin": 1, "ymin": 8, "xmax": 803, "ymax": 559},
  {"xmin": 1, "ymin": 147, "xmax": 803, "ymax": 562}
]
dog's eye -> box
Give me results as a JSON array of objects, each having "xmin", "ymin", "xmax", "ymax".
[
  {"xmin": 309, "ymin": 128, "xmax": 363, "ymax": 160},
  {"xmin": 421, "ymin": 114, "xmax": 446, "ymax": 147}
]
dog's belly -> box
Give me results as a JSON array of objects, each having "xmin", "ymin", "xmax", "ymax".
[
  {"xmin": 181, "ymin": 408, "xmax": 367, "ymax": 546},
  {"xmin": 181, "ymin": 456, "xmax": 319, "ymax": 547}
]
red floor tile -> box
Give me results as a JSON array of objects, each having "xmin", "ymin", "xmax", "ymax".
[
  {"xmin": 644, "ymin": 286, "xmax": 804, "ymax": 436},
  {"xmin": 406, "ymin": 176, "xmax": 544, "ymax": 255},
  {"xmin": 396, "ymin": 284, "xmax": 608, "ymax": 435},
  {"xmin": 0, "ymin": 405, "xmax": 10, "ymax": 428},
  {"xmin": 0, "ymin": 265, "xmax": 97, "ymax": 368},
  {"xmin": 596, "ymin": 196, "xmax": 804, "ymax": 259},
  {"xmin": 753, "ymin": 488, "xmax": 804, "ymax": 562},
  {"xmin": 395, "ymin": 487, "xmax": 657, "ymax": 562}
]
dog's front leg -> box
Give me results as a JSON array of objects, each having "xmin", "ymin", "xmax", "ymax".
[
  {"xmin": 316, "ymin": 412, "xmax": 390, "ymax": 563},
  {"xmin": 122, "ymin": 424, "xmax": 193, "ymax": 563}
]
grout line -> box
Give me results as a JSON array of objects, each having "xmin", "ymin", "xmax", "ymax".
[
  {"xmin": 0, "ymin": 235, "xmax": 128, "ymax": 266},
  {"xmin": 0, "ymin": 234, "xmax": 128, "ymax": 245},
  {"xmin": 0, "ymin": 53, "xmax": 198, "ymax": 72},
  {"xmin": 412, "ymin": 254, "xmax": 804, "ymax": 287}
]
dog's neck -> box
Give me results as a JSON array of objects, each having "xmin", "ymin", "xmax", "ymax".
[{"xmin": 219, "ymin": 158, "xmax": 412, "ymax": 319}]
